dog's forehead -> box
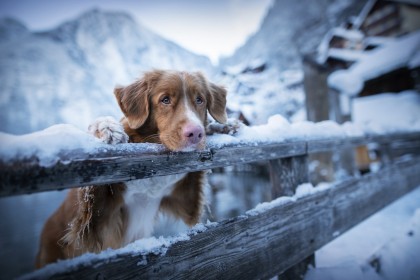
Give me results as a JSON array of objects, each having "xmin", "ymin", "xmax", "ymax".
[
  {"xmin": 183, "ymin": 73, "xmax": 206, "ymax": 92},
  {"xmin": 155, "ymin": 72, "xmax": 206, "ymax": 95}
]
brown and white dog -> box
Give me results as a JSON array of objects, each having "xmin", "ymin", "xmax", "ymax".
[{"xmin": 35, "ymin": 70, "xmax": 228, "ymax": 268}]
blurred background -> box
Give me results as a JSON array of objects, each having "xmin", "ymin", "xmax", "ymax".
[{"xmin": 1, "ymin": 0, "xmax": 420, "ymax": 278}]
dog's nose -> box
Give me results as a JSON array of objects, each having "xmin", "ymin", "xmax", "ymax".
[{"xmin": 183, "ymin": 124, "xmax": 204, "ymax": 145}]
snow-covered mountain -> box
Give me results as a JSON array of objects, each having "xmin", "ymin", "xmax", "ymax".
[{"xmin": 0, "ymin": 9, "xmax": 214, "ymax": 134}]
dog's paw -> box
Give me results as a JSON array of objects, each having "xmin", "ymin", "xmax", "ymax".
[
  {"xmin": 88, "ymin": 116, "xmax": 128, "ymax": 144},
  {"xmin": 206, "ymin": 118, "xmax": 243, "ymax": 136}
]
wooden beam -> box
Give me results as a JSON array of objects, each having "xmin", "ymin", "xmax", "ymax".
[
  {"xmin": 25, "ymin": 157, "xmax": 420, "ymax": 280},
  {"xmin": 269, "ymin": 156, "xmax": 308, "ymax": 197},
  {"xmin": 1, "ymin": 132, "xmax": 419, "ymax": 197},
  {"xmin": 0, "ymin": 141, "xmax": 306, "ymax": 197}
]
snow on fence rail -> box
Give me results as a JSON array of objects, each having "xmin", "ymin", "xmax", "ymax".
[
  {"xmin": 0, "ymin": 131, "xmax": 419, "ymax": 197},
  {"xmin": 1, "ymin": 130, "xmax": 420, "ymax": 279}
]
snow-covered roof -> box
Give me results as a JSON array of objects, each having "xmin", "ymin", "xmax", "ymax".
[
  {"xmin": 317, "ymin": 27, "xmax": 364, "ymax": 64},
  {"xmin": 332, "ymin": 27, "xmax": 364, "ymax": 41},
  {"xmin": 327, "ymin": 48, "xmax": 367, "ymax": 62},
  {"xmin": 328, "ymin": 30, "xmax": 420, "ymax": 96},
  {"xmin": 364, "ymin": 36, "xmax": 393, "ymax": 47}
]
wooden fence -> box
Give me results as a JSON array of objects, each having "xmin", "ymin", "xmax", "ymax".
[{"xmin": 1, "ymin": 131, "xmax": 420, "ymax": 279}]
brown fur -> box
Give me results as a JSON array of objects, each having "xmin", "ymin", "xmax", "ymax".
[{"xmin": 35, "ymin": 70, "xmax": 227, "ymax": 268}]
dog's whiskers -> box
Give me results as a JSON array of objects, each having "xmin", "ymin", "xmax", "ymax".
[{"xmin": 142, "ymin": 134, "xmax": 161, "ymax": 143}]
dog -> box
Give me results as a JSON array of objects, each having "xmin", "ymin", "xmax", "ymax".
[{"xmin": 35, "ymin": 70, "xmax": 228, "ymax": 268}]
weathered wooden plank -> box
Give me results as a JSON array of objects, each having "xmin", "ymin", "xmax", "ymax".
[
  {"xmin": 306, "ymin": 132, "xmax": 420, "ymax": 154},
  {"xmin": 1, "ymin": 132, "xmax": 419, "ymax": 197},
  {"xmin": 308, "ymin": 138, "xmax": 347, "ymax": 153},
  {"xmin": 388, "ymin": 138, "xmax": 420, "ymax": 159},
  {"xmin": 0, "ymin": 141, "xmax": 306, "ymax": 197},
  {"xmin": 24, "ymin": 157, "xmax": 420, "ymax": 280}
]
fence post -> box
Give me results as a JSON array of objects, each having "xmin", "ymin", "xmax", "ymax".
[
  {"xmin": 302, "ymin": 54, "xmax": 335, "ymax": 185},
  {"xmin": 329, "ymin": 88, "xmax": 356, "ymax": 178},
  {"xmin": 268, "ymin": 155, "xmax": 315, "ymax": 279}
]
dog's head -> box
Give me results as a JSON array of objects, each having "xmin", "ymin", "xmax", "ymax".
[{"xmin": 114, "ymin": 70, "xmax": 227, "ymax": 151}]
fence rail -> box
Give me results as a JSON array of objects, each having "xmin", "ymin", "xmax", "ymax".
[
  {"xmin": 25, "ymin": 156, "xmax": 420, "ymax": 280},
  {"xmin": 1, "ymin": 132, "xmax": 420, "ymax": 197}
]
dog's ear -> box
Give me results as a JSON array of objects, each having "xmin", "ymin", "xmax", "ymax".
[
  {"xmin": 114, "ymin": 83, "xmax": 149, "ymax": 129},
  {"xmin": 196, "ymin": 72, "xmax": 227, "ymax": 124},
  {"xmin": 207, "ymin": 82, "xmax": 227, "ymax": 124},
  {"xmin": 114, "ymin": 71, "xmax": 162, "ymax": 129}
]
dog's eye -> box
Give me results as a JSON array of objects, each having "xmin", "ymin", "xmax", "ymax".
[
  {"xmin": 161, "ymin": 96, "xmax": 171, "ymax": 105},
  {"xmin": 196, "ymin": 96, "xmax": 204, "ymax": 105}
]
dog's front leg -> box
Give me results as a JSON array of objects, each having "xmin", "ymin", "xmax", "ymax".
[{"xmin": 88, "ymin": 116, "xmax": 128, "ymax": 144}]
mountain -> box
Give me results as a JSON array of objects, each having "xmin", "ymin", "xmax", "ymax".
[
  {"xmin": 0, "ymin": 9, "xmax": 214, "ymax": 134},
  {"xmin": 217, "ymin": 0, "xmax": 365, "ymax": 125}
]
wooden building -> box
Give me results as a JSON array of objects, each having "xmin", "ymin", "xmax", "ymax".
[{"xmin": 303, "ymin": 0, "xmax": 420, "ymax": 176}]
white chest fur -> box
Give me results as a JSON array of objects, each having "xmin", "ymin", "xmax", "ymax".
[{"xmin": 122, "ymin": 173, "xmax": 186, "ymax": 244}]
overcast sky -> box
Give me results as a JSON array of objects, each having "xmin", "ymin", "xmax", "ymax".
[{"xmin": 0, "ymin": 0, "xmax": 272, "ymax": 63}]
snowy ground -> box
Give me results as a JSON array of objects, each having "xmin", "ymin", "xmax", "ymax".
[{"xmin": 305, "ymin": 187, "xmax": 420, "ymax": 280}]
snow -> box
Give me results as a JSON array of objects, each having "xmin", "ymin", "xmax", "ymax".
[
  {"xmin": 365, "ymin": 209, "xmax": 420, "ymax": 280},
  {"xmin": 220, "ymin": 67, "xmax": 305, "ymax": 126},
  {"xmin": 207, "ymin": 115, "xmax": 362, "ymax": 149},
  {"xmin": 363, "ymin": 36, "xmax": 392, "ymax": 47},
  {"xmin": 0, "ymin": 124, "xmax": 164, "ymax": 167},
  {"xmin": 209, "ymin": 112, "xmax": 398, "ymax": 149},
  {"xmin": 246, "ymin": 196, "xmax": 296, "ymax": 216},
  {"xmin": 329, "ymin": 69, "xmax": 365, "ymax": 96},
  {"xmin": 295, "ymin": 182, "xmax": 331, "ymax": 198},
  {"xmin": 0, "ymin": 124, "xmax": 103, "ymax": 166},
  {"xmin": 327, "ymin": 48, "xmax": 367, "ymax": 62},
  {"xmin": 331, "ymin": 27, "xmax": 364, "ymax": 41},
  {"xmin": 305, "ymin": 187, "xmax": 420, "ymax": 280},
  {"xmin": 409, "ymin": 48, "xmax": 420, "ymax": 69},
  {"xmin": 317, "ymin": 26, "xmax": 364, "ymax": 64},
  {"xmin": 246, "ymin": 182, "xmax": 332, "ymax": 216},
  {"xmin": 328, "ymin": 30, "xmax": 420, "ymax": 96},
  {"xmin": 305, "ymin": 263, "xmax": 381, "ymax": 280},
  {"xmin": 21, "ymin": 220, "xmax": 217, "ymax": 279},
  {"xmin": 352, "ymin": 91, "xmax": 420, "ymax": 134}
]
